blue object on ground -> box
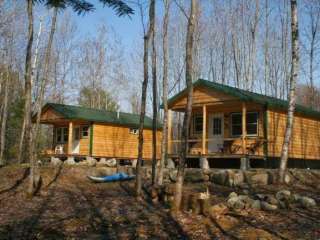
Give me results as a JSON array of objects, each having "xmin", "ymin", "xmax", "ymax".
[{"xmin": 88, "ymin": 172, "xmax": 135, "ymax": 183}]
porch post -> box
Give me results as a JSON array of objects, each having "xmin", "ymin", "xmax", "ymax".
[
  {"xmin": 202, "ymin": 105, "xmax": 207, "ymax": 154},
  {"xmin": 241, "ymin": 102, "xmax": 248, "ymax": 170},
  {"xmin": 68, "ymin": 121, "xmax": 73, "ymax": 154},
  {"xmin": 168, "ymin": 110, "xmax": 172, "ymax": 154},
  {"xmin": 242, "ymin": 102, "xmax": 247, "ymax": 154}
]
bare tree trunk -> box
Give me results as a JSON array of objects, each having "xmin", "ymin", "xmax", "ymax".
[
  {"xmin": 173, "ymin": 0, "xmax": 197, "ymax": 212},
  {"xmin": 18, "ymin": 13, "xmax": 43, "ymax": 164},
  {"xmin": 17, "ymin": 118, "xmax": 26, "ymax": 163},
  {"xmin": 151, "ymin": 0, "xmax": 157, "ymax": 185},
  {"xmin": 136, "ymin": 0, "xmax": 154, "ymax": 198},
  {"xmin": 158, "ymin": 0, "xmax": 170, "ymax": 186},
  {"xmin": 279, "ymin": 0, "xmax": 299, "ymax": 183},
  {"xmin": 32, "ymin": 7, "xmax": 58, "ymax": 160},
  {"xmin": 24, "ymin": 0, "xmax": 39, "ymax": 196},
  {"xmin": 0, "ymin": 68, "xmax": 9, "ymax": 166}
]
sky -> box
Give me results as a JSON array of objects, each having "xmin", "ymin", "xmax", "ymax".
[{"xmin": 70, "ymin": 1, "xmax": 142, "ymax": 53}]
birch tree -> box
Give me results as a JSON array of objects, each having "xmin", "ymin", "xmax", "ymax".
[
  {"xmin": 279, "ymin": 0, "xmax": 299, "ymax": 183},
  {"xmin": 158, "ymin": 0, "xmax": 170, "ymax": 186}
]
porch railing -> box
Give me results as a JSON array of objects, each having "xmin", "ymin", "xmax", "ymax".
[{"xmin": 168, "ymin": 137, "xmax": 266, "ymax": 156}]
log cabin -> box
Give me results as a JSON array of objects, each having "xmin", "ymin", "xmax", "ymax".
[
  {"xmin": 167, "ymin": 79, "xmax": 320, "ymax": 169},
  {"xmin": 37, "ymin": 103, "xmax": 162, "ymax": 162}
]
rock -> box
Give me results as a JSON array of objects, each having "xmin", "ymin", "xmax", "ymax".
[
  {"xmin": 225, "ymin": 170, "xmax": 235, "ymax": 187},
  {"xmin": 238, "ymin": 195, "xmax": 253, "ymax": 203},
  {"xmin": 64, "ymin": 157, "xmax": 75, "ymax": 165},
  {"xmin": 248, "ymin": 173, "xmax": 269, "ymax": 185},
  {"xmin": 211, "ymin": 170, "xmax": 227, "ymax": 185},
  {"xmin": 276, "ymin": 190, "xmax": 291, "ymax": 202},
  {"xmin": 293, "ymin": 193, "xmax": 302, "ymax": 202},
  {"xmin": 242, "ymin": 189, "xmax": 250, "ymax": 195},
  {"xmin": 261, "ymin": 201, "xmax": 278, "ymax": 211},
  {"xmin": 51, "ymin": 157, "xmax": 62, "ymax": 166},
  {"xmin": 237, "ymin": 195, "xmax": 254, "ymax": 209},
  {"xmin": 200, "ymin": 157, "xmax": 209, "ymax": 170},
  {"xmin": 166, "ymin": 158, "xmax": 175, "ymax": 169},
  {"xmin": 86, "ymin": 157, "xmax": 97, "ymax": 167},
  {"xmin": 227, "ymin": 197, "xmax": 245, "ymax": 210},
  {"xmin": 255, "ymin": 193, "xmax": 267, "ymax": 201},
  {"xmin": 228, "ymin": 192, "xmax": 238, "ymax": 199},
  {"xmin": 251, "ymin": 200, "xmax": 261, "ymax": 210},
  {"xmin": 169, "ymin": 169, "xmax": 177, "ymax": 182},
  {"xmin": 131, "ymin": 159, "xmax": 137, "ymax": 168},
  {"xmin": 105, "ymin": 158, "xmax": 117, "ymax": 167},
  {"xmin": 233, "ymin": 171, "xmax": 245, "ymax": 186},
  {"xmin": 265, "ymin": 195, "xmax": 278, "ymax": 206},
  {"xmin": 266, "ymin": 170, "xmax": 278, "ymax": 184},
  {"xmin": 299, "ymin": 196, "xmax": 316, "ymax": 209},
  {"xmin": 210, "ymin": 203, "xmax": 228, "ymax": 216},
  {"xmin": 278, "ymin": 200, "xmax": 288, "ymax": 209},
  {"xmin": 98, "ymin": 158, "xmax": 107, "ymax": 164},
  {"xmin": 203, "ymin": 174, "xmax": 210, "ymax": 182},
  {"xmin": 184, "ymin": 170, "xmax": 205, "ymax": 183},
  {"xmin": 284, "ymin": 173, "xmax": 291, "ymax": 184}
]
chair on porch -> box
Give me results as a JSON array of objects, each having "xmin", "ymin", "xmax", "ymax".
[{"xmin": 55, "ymin": 144, "xmax": 64, "ymax": 154}]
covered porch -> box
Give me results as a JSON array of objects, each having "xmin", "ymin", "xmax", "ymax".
[
  {"xmin": 41, "ymin": 118, "xmax": 92, "ymax": 157},
  {"xmin": 167, "ymin": 100, "xmax": 267, "ymax": 162}
]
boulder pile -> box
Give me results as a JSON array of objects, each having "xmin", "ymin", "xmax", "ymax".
[
  {"xmin": 225, "ymin": 190, "xmax": 317, "ymax": 211},
  {"xmin": 210, "ymin": 169, "xmax": 291, "ymax": 186}
]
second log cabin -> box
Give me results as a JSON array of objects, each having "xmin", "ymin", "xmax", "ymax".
[
  {"xmin": 167, "ymin": 79, "xmax": 320, "ymax": 169},
  {"xmin": 37, "ymin": 103, "xmax": 162, "ymax": 162}
]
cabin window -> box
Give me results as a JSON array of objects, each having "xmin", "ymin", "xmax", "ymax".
[
  {"xmin": 56, "ymin": 127, "xmax": 68, "ymax": 143},
  {"xmin": 212, "ymin": 117, "xmax": 222, "ymax": 135},
  {"xmin": 231, "ymin": 112, "xmax": 258, "ymax": 136},
  {"xmin": 81, "ymin": 126, "xmax": 89, "ymax": 138},
  {"xmin": 193, "ymin": 114, "xmax": 203, "ymax": 134},
  {"xmin": 246, "ymin": 112, "xmax": 259, "ymax": 135},
  {"xmin": 130, "ymin": 128, "xmax": 139, "ymax": 135}
]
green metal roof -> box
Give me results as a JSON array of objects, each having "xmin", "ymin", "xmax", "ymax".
[
  {"xmin": 168, "ymin": 79, "xmax": 320, "ymax": 120},
  {"xmin": 44, "ymin": 103, "xmax": 161, "ymax": 129}
]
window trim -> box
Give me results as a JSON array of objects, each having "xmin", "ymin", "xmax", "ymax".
[
  {"xmin": 193, "ymin": 113, "xmax": 203, "ymax": 134},
  {"xmin": 81, "ymin": 125, "xmax": 89, "ymax": 139},
  {"xmin": 230, "ymin": 112, "xmax": 259, "ymax": 137},
  {"xmin": 129, "ymin": 128, "xmax": 139, "ymax": 135},
  {"xmin": 56, "ymin": 127, "xmax": 68, "ymax": 144}
]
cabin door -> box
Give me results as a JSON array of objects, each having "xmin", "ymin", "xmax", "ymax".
[
  {"xmin": 208, "ymin": 113, "xmax": 224, "ymax": 153},
  {"xmin": 72, "ymin": 126, "xmax": 80, "ymax": 154}
]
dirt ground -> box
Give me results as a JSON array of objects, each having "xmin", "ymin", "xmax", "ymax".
[{"xmin": 0, "ymin": 165, "xmax": 319, "ymax": 240}]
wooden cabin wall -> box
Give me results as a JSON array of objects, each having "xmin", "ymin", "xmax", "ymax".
[
  {"xmin": 169, "ymin": 86, "xmax": 237, "ymax": 110},
  {"xmin": 267, "ymin": 110, "xmax": 320, "ymax": 160},
  {"xmin": 92, "ymin": 123, "xmax": 162, "ymax": 159},
  {"xmin": 79, "ymin": 137, "xmax": 89, "ymax": 155}
]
